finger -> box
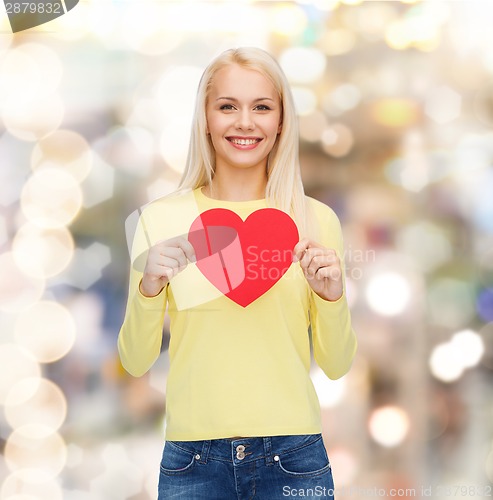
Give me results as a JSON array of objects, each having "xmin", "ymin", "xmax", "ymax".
[
  {"xmin": 305, "ymin": 252, "xmax": 339, "ymax": 275},
  {"xmin": 300, "ymin": 247, "xmax": 325, "ymax": 270},
  {"xmin": 160, "ymin": 255, "xmax": 187, "ymax": 273},
  {"xmin": 157, "ymin": 236, "xmax": 196, "ymax": 263},
  {"xmin": 292, "ymin": 238, "xmax": 311, "ymax": 262},
  {"xmin": 174, "ymin": 237, "xmax": 196, "ymax": 263},
  {"xmin": 315, "ymin": 265, "xmax": 342, "ymax": 282},
  {"xmin": 293, "ymin": 239, "xmax": 325, "ymax": 262},
  {"xmin": 160, "ymin": 247, "xmax": 188, "ymax": 270},
  {"xmin": 146, "ymin": 256, "xmax": 181, "ymax": 281}
]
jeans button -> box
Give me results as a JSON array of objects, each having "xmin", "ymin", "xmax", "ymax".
[
  {"xmin": 236, "ymin": 445, "xmax": 245, "ymax": 452},
  {"xmin": 236, "ymin": 451, "xmax": 245, "ymax": 460}
]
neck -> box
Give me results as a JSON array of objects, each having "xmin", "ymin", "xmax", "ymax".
[{"xmin": 204, "ymin": 167, "xmax": 267, "ymax": 202}]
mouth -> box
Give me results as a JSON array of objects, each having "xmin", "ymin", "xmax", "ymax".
[{"xmin": 226, "ymin": 136, "xmax": 263, "ymax": 149}]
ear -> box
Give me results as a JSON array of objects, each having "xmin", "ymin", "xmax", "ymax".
[{"xmin": 277, "ymin": 121, "xmax": 282, "ymax": 134}]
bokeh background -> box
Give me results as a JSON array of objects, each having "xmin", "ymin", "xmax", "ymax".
[{"xmin": 1, "ymin": 0, "xmax": 493, "ymax": 499}]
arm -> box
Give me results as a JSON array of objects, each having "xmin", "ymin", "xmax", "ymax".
[
  {"xmin": 295, "ymin": 203, "xmax": 357, "ymax": 380},
  {"xmin": 117, "ymin": 208, "xmax": 167, "ymax": 377},
  {"xmin": 309, "ymin": 288, "xmax": 357, "ymax": 380}
]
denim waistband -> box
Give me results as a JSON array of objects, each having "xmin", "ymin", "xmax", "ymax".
[{"xmin": 166, "ymin": 433, "xmax": 322, "ymax": 466}]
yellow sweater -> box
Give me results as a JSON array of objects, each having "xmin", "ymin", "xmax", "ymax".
[{"xmin": 118, "ymin": 187, "xmax": 357, "ymax": 441}]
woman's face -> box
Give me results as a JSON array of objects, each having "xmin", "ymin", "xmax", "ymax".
[{"xmin": 206, "ymin": 64, "xmax": 282, "ymax": 177}]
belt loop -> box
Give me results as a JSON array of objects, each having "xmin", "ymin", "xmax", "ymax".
[
  {"xmin": 263, "ymin": 437, "xmax": 273, "ymax": 465},
  {"xmin": 200, "ymin": 440, "xmax": 211, "ymax": 464}
]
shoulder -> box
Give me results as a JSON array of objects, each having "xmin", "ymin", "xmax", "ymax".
[
  {"xmin": 132, "ymin": 188, "xmax": 198, "ymax": 245},
  {"xmin": 139, "ymin": 188, "xmax": 195, "ymax": 217},
  {"xmin": 303, "ymin": 195, "xmax": 344, "ymax": 249},
  {"xmin": 304, "ymin": 195, "xmax": 341, "ymax": 227}
]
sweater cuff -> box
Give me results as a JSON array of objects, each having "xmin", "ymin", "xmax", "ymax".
[
  {"xmin": 311, "ymin": 290, "xmax": 348, "ymax": 317},
  {"xmin": 135, "ymin": 280, "xmax": 168, "ymax": 310}
]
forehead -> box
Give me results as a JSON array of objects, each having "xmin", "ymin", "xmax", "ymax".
[{"xmin": 209, "ymin": 64, "xmax": 278, "ymax": 100}]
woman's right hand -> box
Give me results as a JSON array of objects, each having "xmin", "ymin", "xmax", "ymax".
[{"xmin": 139, "ymin": 236, "xmax": 196, "ymax": 297}]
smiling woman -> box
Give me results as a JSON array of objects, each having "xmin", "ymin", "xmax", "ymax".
[{"xmin": 118, "ymin": 47, "xmax": 357, "ymax": 500}]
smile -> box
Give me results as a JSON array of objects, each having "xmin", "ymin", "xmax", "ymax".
[{"xmin": 226, "ymin": 137, "xmax": 263, "ymax": 149}]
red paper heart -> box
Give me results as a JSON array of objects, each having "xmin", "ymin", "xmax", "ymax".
[{"xmin": 188, "ymin": 208, "xmax": 299, "ymax": 307}]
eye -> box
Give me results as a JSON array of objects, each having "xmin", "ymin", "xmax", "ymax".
[
  {"xmin": 255, "ymin": 104, "xmax": 271, "ymax": 111},
  {"xmin": 219, "ymin": 104, "xmax": 235, "ymax": 110}
]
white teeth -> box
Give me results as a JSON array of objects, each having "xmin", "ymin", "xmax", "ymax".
[{"xmin": 230, "ymin": 138, "xmax": 259, "ymax": 145}]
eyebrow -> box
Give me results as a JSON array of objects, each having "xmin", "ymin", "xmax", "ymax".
[{"xmin": 216, "ymin": 97, "xmax": 275, "ymax": 102}]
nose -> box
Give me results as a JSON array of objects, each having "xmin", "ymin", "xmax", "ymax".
[{"xmin": 235, "ymin": 109, "xmax": 254, "ymax": 131}]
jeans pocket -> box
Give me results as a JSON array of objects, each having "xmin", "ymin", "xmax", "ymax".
[
  {"xmin": 159, "ymin": 442, "xmax": 197, "ymax": 476},
  {"xmin": 275, "ymin": 436, "xmax": 332, "ymax": 478}
]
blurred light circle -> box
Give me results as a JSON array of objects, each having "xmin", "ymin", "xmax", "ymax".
[
  {"xmin": 147, "ymin": 178, "xmax": 180, "ymax": 202},
  {"xmin": 320, "ymin": 29, "xmax": 356, "ymax": 56},
  {"xmin": 325, "ymin": 84, "xmax": 362, "ymax": 114},
  {"xmin": 366, "ymin": 272, "xmax": 411, "ymax": 316},
  {"xmin": 0, "ymin": 253, "xmax": 45, "ymax": 313},
  {"xmin": 121, "ymin": 2, "xmax": 183, "ymax": 55},
  {"xmin": 92, "ymin": 126, "xmax": 154, "ymax": 178},
  {"xmin": 396, "ymin": 222, "xmax": 452, "ymax": 273},
  {"xmin": 31, "ymin": 130, "xmax": 93, "ymax": 183},
  {"xmin": 328, "ymin": 447, "xmax": 359, "ymax": 487},
  {"xmin": 0, "ymin": 49, "xmax": 38, "ymax": 113},
  {"xmin": 425, "ymin": 86, "xmax": 462, "ymax": 124},
  {"xmin": 1, "ymin": 471, "xmax": 63, "ymax": 499},
  {"xmin": 12, "ymin": 224, "xmax": 74, "ymax": 279},
  {"xmin": 87, "ymin": 0, "xmax": 117, "ymax": 42},
  {"xmin": 451, "ymin": 329, "xmax": 484, "ymax": 368},
  {"xmin": 14, "ymin": 301, "xmax": 76, "ymax": 363},
  {"xmin": 279, "ymin": 47, "xmax": 326, "ymax": 84},
  {"xmin": 4, "ymin": 425, "xmax": 67, "ymax": 480},
  {"xmin": 385, "ymin": 21, "xmax": 409, "ymax": 50},
  {"xmin": 291, "ymin": 87, "xmax": 317, "ymax": 116},
  {"xmin": 159, "ymin": 118, "xmax": 192, "ymax": 173},
  {"xmin": 20, "ymin": 168, "xmax": 83, "ymax": 228},
  {"xmin": 370, "ymin": 99, "xmax": 419, "ymax": 128},
  {"xmin": 428, "ymin": 278, "xmax": 476, "ymax": 329},
  {"xmin": 270, "ymin": 4, "xmax": 307, "ymax": 37},
  {"xmin": 3, "ymin": 93, "xmax": 64, "ymax": 142},
  {"xmin": 155, "ymin": 66, "xmax": 203, "ymax": 128},
  {"xmin": 0, "ymin": 43, "xmax": 62, "ymax": 113},
  {"xmin": 321, "ymin": 124, "xmax": 354, "ymax": 157},
  {"xmin": 299, "ymin": 111, "xmax": 328, "ymax": 143},
  {"xmin": 5, "ymin": 378, "xmax": 67, "ymax": 432},
  {"xmin": 311, "ymin": 367, "xmax": 346, "ymax": 408},
  {"xmin": 429, "ymin": 342, "xmax": 464, "ymax": 383},
  {"xmin": 369, "ymin": 406, "xmax": 410, "ymax": 447},
  {"xmin": 0, "ymin": 344, "xmax": 40, "ymax": 405},
  {"xmin": 16, "ymin": 44, "xmax": 63, "ymax": 95}
]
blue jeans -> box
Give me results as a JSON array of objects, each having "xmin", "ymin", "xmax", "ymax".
[{"xmin": 157, "ymin": 433, "xmax": 335, "ymax": 499}]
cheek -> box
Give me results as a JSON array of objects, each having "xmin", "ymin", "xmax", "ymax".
[{"xmin": 207, "ymin": 116, "xmax": 227, "ymax": 137}]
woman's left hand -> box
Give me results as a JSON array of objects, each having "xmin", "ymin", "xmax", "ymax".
[{"xmin": 293, "ymin": 238, "xmax": 343, "ymax": 302}]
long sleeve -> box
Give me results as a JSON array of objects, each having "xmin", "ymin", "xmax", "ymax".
[
  {"xmin": 117, "ymin": 206, "xmax": 168, "ymax": 377},
  {"xmin": 310, "ymin": 292, "xmax": 357, "ymax": 380},
  {"xmin": 308, "ymin": 200, "xmax": 357, "ymax": 380}
]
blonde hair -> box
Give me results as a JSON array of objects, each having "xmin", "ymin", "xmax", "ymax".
[{"xmin": 178, "ymin": 47, "xmax": 310, "ymax": 237}]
